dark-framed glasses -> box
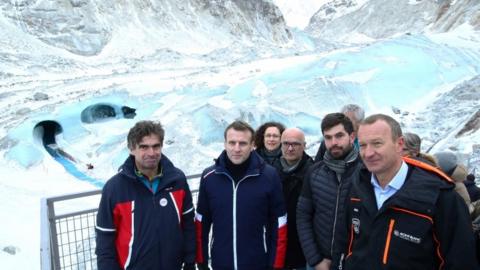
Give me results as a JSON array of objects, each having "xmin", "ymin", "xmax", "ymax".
[{"xmin": 281, "ymin": 141, "xmax": 302, "ymax": 148}]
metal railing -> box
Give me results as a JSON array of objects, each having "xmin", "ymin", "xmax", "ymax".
[{"xmin": 40, "ymin": 174, "xmax": 201, "ymax": 270}]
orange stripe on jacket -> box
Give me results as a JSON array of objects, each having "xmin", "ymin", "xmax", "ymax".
[
  {"xmin": 402, "ymin": 157, "xmax": 453, "ymax": 183},
  {"xmin": 390, "ymin": 207, "xmax": 433, "ymax": 223},
  {"xmin": 432, "ymin": 229, "xmax": 445, "ymax": 269},
  {"xmin": 347, "ymin": 224, "xmax": 354, "ymax": 258},
  {"xmin": 382, "ymin": 219, "xmax": 395, "ymax": 265}
]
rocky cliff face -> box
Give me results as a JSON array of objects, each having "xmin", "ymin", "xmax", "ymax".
[
  {"xmin": 307, "ymin": 0, "xmax": 439, "ymax": 42},
  {"xmin": 432, "ymin": 0, "xmax": 480, "ymax": 32},
  {"xmin": 196, "ymin": 0, "xmax": 291, "ymax": 42},
  {"xmin": 0, "ymin": 0, "xmax": 291, "ymax": 56},
  {"xmin": 306, "ymin": 0, "xmax": 478, "ymax": 43}
]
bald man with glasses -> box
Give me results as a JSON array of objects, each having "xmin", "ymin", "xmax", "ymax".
[{"xmin": 273, "ymin": 128, "xmax": 314, "ymax": 270}]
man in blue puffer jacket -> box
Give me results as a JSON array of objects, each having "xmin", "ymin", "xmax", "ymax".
[
  {"xmin": 95, "ymin": 120, "xmax": 195, "ymax": 270},
  {"xmin": 195, "ymin": 120, "xmax": 287, "ymax": 270}
]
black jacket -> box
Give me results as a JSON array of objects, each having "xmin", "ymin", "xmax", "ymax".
[
  {"xmin": 297, "ymin": 153, "xmax": 362, "ymax": 267},
  {"xmin": 273, "ymin": 153, "xmax": 314, "ymax": 268},
  {"xmin": 313, "ymin": 140, "xmax": 327, "ymax": 163},
  {"xmin": 342, "ymin": 158, "xmax": 479, "ymax": 270}
]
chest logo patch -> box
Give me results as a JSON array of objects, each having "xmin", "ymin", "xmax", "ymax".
[
  {"xmin": 160, "ymin": 198, "xmax": 168, "ymax": 207},
  {"xmin": 393, "ymin": 230, "xmax": 421, "ymax": 244}
]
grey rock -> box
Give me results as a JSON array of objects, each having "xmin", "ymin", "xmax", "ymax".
[
  {"xmin": 2, "ymin": 245, "xmax": 18, "ymax": 255},
  {"xmin": 33, "ymin": 92, "xmax": 49, "ymax": 101},
  {"xmin": 16, "ymin": 107, "xmax": 31, "ymax": 115}
]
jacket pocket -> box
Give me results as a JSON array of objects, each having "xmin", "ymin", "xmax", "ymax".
[{"xmin": 382, "ymin": 219, "xmax": 395, "ymax": 265}]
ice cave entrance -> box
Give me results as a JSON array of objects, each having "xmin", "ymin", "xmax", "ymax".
[{"xmin": 81, "ymin": 103, "xmax": 136, "ymax": 123}]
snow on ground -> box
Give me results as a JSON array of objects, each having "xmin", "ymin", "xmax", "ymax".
[
  {"xmin": 0, "ymin": 158, "xmax": 97, "ymax": 268},
  {"xmin": 1, "ymin": 4, "xmax": 480, "ymax": 269}
]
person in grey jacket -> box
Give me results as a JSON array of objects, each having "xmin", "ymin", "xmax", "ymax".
[{"xmin": 297, "ymin": 113, "xmax": 362, "ymax": 270}]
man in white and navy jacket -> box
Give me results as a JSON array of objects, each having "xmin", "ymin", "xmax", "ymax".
[{"xmin": 195, "ymin": 120, "xmax": 287, "ymax": 270}]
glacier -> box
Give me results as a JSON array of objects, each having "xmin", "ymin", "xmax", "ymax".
[{"xmin": 0, "ymin": 0, "xmax": 479, "ymax": 269}]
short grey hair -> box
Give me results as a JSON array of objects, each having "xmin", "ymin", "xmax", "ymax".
[{"xmin": 341, "ymin": 104, "xmax": 365, "ymax": 121}]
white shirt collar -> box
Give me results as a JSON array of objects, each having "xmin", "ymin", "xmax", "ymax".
[{"xmin": 371, "ymin": 161, "xmax": 408, "ymax": 191}]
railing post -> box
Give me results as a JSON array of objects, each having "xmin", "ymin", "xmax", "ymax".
[
  {"xmin": 41, "ymin": 174, "xmax": 200, "ymax": 270},
  {"xmin": 47, "ymin": 198, "xmax": 61, "ymax": 270},
  {"xmin": 40, "ymin": 197, "xmax": 52, "ymax": 270}
]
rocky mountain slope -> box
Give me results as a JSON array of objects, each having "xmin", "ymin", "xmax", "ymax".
[
  {"xmin": 0, "ymin": 0, "xmax": 291, "ymax": 56},
  {"xmin": 307, "ymin": 0, "xmax": 480, "ymax": 44}
]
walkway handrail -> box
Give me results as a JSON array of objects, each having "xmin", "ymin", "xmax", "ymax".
[{"xmin": 40, "ymin": 173, "xmax": 201, "ymax": 270}]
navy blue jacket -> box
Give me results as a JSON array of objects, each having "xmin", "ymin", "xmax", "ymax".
[
  {"xmin": 95, "ymin": 155, "xmax": 195, "ymax": 270},
  {"xmin": 195, "ymin": 150, "xmax": 287, "ymax": 270}
]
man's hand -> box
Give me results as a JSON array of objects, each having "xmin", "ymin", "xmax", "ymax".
[{"xmin": 314, "ymin": 258, "xmax": 331, "ymax": 270}]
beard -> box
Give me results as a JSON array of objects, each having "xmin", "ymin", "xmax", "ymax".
[{"xmin": 328, "ymin": 144, "xmax": 353, "ymax": 160}]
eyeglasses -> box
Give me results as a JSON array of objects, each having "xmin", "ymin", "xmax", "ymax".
[
  {"xmin": 265, "ymin": 134, "xmax": 280, "ymax": 139},
  {"xmin": 281, "ymin": 141, "xmax": 303, "ymax": 148}
]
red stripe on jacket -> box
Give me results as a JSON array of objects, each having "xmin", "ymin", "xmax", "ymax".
[
  {"xmin": 195, "ymin": 215, "xmax": 204, "ymax": 263},
  {"xmin": 170, "ymin": 190, "xmax": 185, "ymax": 225},
  {"xmin": 273, "ymin": 217, "xmax": 287, "ymax": 268},
  {"xmin": 113, "ymin": 201, "xmax": 134, "ymax": 268}
]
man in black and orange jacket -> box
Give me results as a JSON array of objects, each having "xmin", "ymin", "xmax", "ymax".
[{"xmin": 337, "ymin": 114, "xmax": 479, "ymax": 270}]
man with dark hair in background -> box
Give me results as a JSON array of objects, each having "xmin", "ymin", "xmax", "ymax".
[
  {"xmin": 315, "ymin": 104, "xmax": 365, "ymax": 162},
  {"xmin": 95, "ymin": 120, "xmax": 195, "ymax": 270},
  {"xmin": 297, "ymin": 113, "xmax": 362, "ymax": 270},
  {"xmin": 196, "ymin": 120, "xmax": 287, "ymax": 270}
]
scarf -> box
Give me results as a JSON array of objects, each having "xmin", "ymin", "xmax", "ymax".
[
  {"xmin": 258, "ymin": 147, "xmax": 281, "ymax": 164},
  {"xmin": 323, "ymin": 146, "xmax": 359, "ymax": 181},
  {"xmin": 280, "ymin": 157, "xmax": 301, "ymax": 174}
]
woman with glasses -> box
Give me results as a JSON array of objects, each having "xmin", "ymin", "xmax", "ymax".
[{"xmin": 254, "ymin": 121, "xmax": 286, "ymax": 165}]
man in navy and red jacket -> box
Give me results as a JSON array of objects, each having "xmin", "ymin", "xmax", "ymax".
[
  {"xmin": 95, "ymin": 120, "xmax": 195, "ymax": 270},
  {"xmin": 195, "ymin": 120, "xmax": 287, "ymax": 270}
]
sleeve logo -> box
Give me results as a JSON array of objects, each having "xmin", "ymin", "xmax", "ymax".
[{"xmin": 352, "ymin": 218, "xmax": 361, "ymax": 234}]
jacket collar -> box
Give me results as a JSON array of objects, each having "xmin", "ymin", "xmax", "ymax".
[
  {"xmin": 119, "ymin": 154, "xmax": 183, "ymax": 190},
  {"xmin": 214, "ymin": 150, "xmax": 264, "ymax": 177},
  {"xmin": 356, "ymin": 162, "xmax": 454, "ymax": 217}
]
